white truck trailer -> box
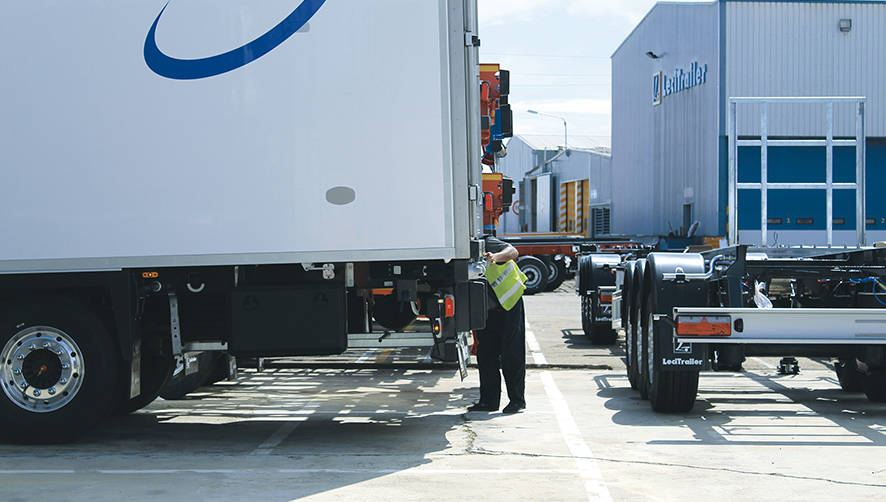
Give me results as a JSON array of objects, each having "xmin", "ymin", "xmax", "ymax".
[{"xmin": 0, "ymin": 0, "xmax": 489, "ymax": 442}]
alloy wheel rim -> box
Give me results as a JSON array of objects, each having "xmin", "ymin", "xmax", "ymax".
[{"xmin": 1, "ymin": 326, "xmax": 85, "ymax": 413}]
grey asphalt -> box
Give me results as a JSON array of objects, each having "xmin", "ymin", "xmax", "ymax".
[{"xmin": 0, "ymin": 280, "xmax": 884, "ymax": 501}]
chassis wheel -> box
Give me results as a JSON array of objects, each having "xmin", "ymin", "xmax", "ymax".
[
  {"xmin": 544, "ymin": 258, "xmax": 567, "ymax": 292},
  {"xmin": 581, "ymin": 295, "xmax": 617, "ymax": 345},
  {"xmin": 862, "ymin": 368, "xmax": 886, "ymax": 402},
  {"xmin": 633, "ymin": 261, "xmax": 649, "ymax": 399},
  {"xmin": 834, "ymin": 358, "xmax": 864, "ymax": 393},
  {"xmin": 0, "ymin": 298, "xmax": 119, "ymax": 443},
  {"xmin": 645, "ymin": 294, "xmax": 699, "ymax": 413},
  {"xmin": 625, "ymin": 312, "xmax": 640, "ymax": 391},
  {"xmin": 581, "ymin": 296, "xmax": 593, "ymax": 334},
  {"xmin": 517, "ymin": 256, "xmax": 549, "ymax": 295}
]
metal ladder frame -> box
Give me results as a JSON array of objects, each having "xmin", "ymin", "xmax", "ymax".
[{"xmin": 727, "ymin": 97, "xmax": 867, "ymax": 247}]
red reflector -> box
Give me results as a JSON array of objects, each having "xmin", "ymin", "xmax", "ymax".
[
  {"xmin": 372, "ymin": 288, "xmax": 394, "ymax": 296},
  {"xmin": 676, "ymin": 315, "xmax": 732, "ymax": 336},
  {"xmin": 444, "ymin": 296, "xmax": 455, "ymax": 318},
  {"xmin": 599, "ymin": 294, "xmax": 613, "ymax": 304}
]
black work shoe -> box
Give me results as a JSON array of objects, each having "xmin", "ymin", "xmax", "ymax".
[
  {"xmin": 502, "ymin": 402, "xmax": 526, "ymax": 414},
  {"xmin": 467, "ymin": 402, "xmax": 499, "ymax": 412}
]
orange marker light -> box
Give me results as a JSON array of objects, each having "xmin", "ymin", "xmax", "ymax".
[
  {"xmin": 675, "ymin": 315, "xmax": 732, "ymax": 336},
  {"xmin": 141, "ymin": 272, "xmax": 159, "ymax": 279},
  {"xmin": 444, "ymin": 296, "xmax": 455, "ymax": 318}
]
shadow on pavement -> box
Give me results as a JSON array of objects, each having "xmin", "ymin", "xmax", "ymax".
[
  {"xmin": 0, "ymin": 368, "xmax": 475, "ymax": 501},
  {"xmin": 560, "ymin": 328, "xmax": 625, "ymax": 357},
  {"xmin": 592, "ymin": 372, "xmax": 886, "ymax": 447}
]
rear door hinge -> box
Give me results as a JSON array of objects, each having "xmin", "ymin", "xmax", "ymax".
[
  {"xmin": 469, "ymin": 184, "xmax": 480, "ymax": 201},
  {"xmin": 464, "ymin": 32, "xmax": 480, "ymax": 47}
]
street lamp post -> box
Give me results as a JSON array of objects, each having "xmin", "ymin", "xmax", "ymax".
[{"xmin": 527, "ymin": 110, "xmax": 567, "ymax": 151}]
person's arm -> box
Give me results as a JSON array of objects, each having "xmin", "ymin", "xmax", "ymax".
[{"xmin": 485, "ymin": 244, "xmax": 518, "ymax": 264}]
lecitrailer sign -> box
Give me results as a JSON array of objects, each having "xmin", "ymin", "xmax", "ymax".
[{"xmin": 653, "ymin": 62, "xmax": 707, "ymax": 106}]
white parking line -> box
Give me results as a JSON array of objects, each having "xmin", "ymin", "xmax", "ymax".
[
  {"xmin": 0, "ymin": 468, "xmax": 582, "ymax": 476},
  {"xmin": 526, "ymin": 319, "xmax": 612, "ymax": 502},
  {"xmin": 249, "ymin": 402, "xmax": 318, "ymax": 456},
  {"xmin": 525, "ymin": 321, "xmax": 547, "ymax": 365},
  {"xmin": 0, "ymin": 470, "xmax": 76, "ymax": 474}
]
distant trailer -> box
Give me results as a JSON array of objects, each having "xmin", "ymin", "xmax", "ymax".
[{"xmin": 499, "ymin": 234, "xmax": 652, "ymax": 295}]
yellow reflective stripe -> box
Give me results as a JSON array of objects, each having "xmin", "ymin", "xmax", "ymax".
[
  {"xmin": 498, "ymin": 281, "xmax": 524, "ymax": 309},
  {"xmin": 490, "ymin": 262, "xmax": 517, "ymax": 289}
]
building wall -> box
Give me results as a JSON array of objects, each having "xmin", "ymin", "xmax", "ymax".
[
  {"xmin": 726, "ymin": 1, "xmax": 886, "ymax": 137},
  {"xmin": 495, "ymin": 137, "xmax": 612, "ymax": 235},
  {"xmin": 726, "ymin": 1, "xmax": 886, "ymax": 244},
  {"xmin": 611, "ymin": 2, "xmax": 722, "ymax": 237}
]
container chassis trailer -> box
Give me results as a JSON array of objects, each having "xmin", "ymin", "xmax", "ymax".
[{"xmin": 600, "ymin": 244, "xmax": 886, "ymax": 412}]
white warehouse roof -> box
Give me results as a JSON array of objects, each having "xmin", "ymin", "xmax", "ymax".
[{"xmin": 509, "ymin": 134, "xmax": 611, "ymax": 155}]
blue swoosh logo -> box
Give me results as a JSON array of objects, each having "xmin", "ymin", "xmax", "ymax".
[{"xmin": 144, "ymin": 0, "xmax": 326, "ymax": 80}]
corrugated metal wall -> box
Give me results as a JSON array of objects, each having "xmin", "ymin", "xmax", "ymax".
[
  {"xmin": 611, "ymin": 2, "xmax": 722, "ymax": 237},
  {"xmin": 726, "ymin": 1, "xmax": 886, "ymax": 137}
]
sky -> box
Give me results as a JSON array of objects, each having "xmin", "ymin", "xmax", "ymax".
[{"xmin": 478, "ymin": 0, "xmax": 708, "ymax": 143}]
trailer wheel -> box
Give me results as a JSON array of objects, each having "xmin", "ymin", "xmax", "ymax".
[
  {"xmin": 623, "ymin": 262, "xmax": 639, "ymax": 391},
  {"xmin": 517, "ymin": 256, "xmax": 549, "ymax": 295},
  {"xmin": 862, "ymin": 368, "xmax": 886, "ymax": 402},
  {"xmin": 645, "ymin": 293, "xmax": 699, "ymax": 413},
  {"xmin": 834, "ymin": 358, "xmax": 864, "ymax": 393},
  {"xmin": 633, "ymin": 260, "xmax": 649, "ymax": 399},
  {"xmin": 158, "ymin": 351, "xmax": 217, "ymax": 400},
  {"xmin": 0, "ymin": 298, "xmax": 119, "ymax": 443},
  {"xmin": 581, "ymin": 296, "xmax": 593, "ymax": 334},
  {"xmin": 544, "ymin": 258, "xmax": 567, "ymax": 292}
]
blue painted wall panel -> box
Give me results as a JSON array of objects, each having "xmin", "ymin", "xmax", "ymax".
[{"xmin": 738, "ymin": 141, "xmax": 886, "ymax": 231}]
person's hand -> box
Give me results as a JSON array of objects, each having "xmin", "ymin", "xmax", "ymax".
[{"xmin": 485, "ymin": 252, "xmax": 496, "ymax": 263}]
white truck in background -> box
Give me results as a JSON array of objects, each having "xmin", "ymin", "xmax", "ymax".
[{"xmin": 0, "ymin": 0, "xmax": 488, "ymax": 442}]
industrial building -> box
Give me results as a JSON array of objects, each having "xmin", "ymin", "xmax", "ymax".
[
  {"xmin": 496, "ymin": 135, "xmax": 611, "ymax": 236},
  {"xmin": 612, "ymin": 0, "xmax": 886, "ymax": 246}
]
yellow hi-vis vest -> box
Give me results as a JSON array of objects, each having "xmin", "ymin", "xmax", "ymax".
[{"xmin": 484, "ymin": 260, "xmax": 528, "ymax": 311}]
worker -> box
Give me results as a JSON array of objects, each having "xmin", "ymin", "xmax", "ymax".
[{"xmin": 468, "ymin": 235, "xmax": 527, "ymax": 414}]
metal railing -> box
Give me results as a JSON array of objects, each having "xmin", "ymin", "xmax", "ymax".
[{"xmin": 727, "ymin": 97, "xmax": 866, "ymax": 247}]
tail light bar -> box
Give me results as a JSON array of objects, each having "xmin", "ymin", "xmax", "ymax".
[
  {"xmin": 599, "ymin": 293, "xmax": 613, "ymax": 304},
  {"xmin": 675, "ymin": 315, "xmax": 732, "ymax": 336}
]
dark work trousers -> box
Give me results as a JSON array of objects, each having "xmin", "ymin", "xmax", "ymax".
[{"xmin": 476, "ymin": 298, "xmax": 526, "ymax": 407}]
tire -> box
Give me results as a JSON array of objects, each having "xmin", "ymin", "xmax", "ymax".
[
  {"xmin": 645, "ymin": 293, "xmax": 699, "ymax": 413},
  {"xmin": 372, "ymin": 295, "xmax": 418, "ymax": 332},
  {"xmin": 633, "ymin": 260, "xmax": 649, "ymax": 399},
  {"xmin": 862, "ymin": 368, "xmax": 886, "ymax": 402},
  {"xmin": 581, "ymin": 295, "xmax": 593, "ymax": 335},
  {"xmin": 158, "ymin": 351, "xmax": 217, "ymax": 400},
  {"xmin": 116, "ymin": 326, "xmax": 173, "ymax": 414},
  {"xmin": 544, "ymin": 258, "xmax": 567, "ymax": 292},
  {"xmin": 623, "ymin": 263, "xmax": 639, "ymax": 391},
  {"xmin": 0, "ymin": 297, "xmax": 119, "ymax": 443},
  {"xmin": 581, "ymin": 294, "xmax": 617, "ymax": 345},
  {"xmin": 834, "ymin": 359, "xmax": 864, "ymax": 392},
  {"xmin": 517, "ymin": 256, "xmax": 549, "ymax": 295}
]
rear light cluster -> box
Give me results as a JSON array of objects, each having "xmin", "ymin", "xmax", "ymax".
[
  {"xmin": 675, "ymin": 315, "xmax": 732, "ymax": 336},
  {"xmin": 599, "ymin": 293, "xmax": 613, "ymax": 304}
]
